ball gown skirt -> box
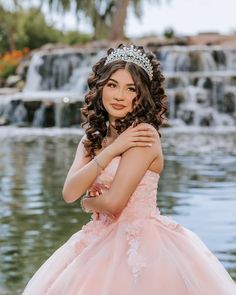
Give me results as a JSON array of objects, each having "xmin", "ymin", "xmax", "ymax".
[{"xmin": 22, "ymin": 156, "xmax": 236, "ymax": 295}]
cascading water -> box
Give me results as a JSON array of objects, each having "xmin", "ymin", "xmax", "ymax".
[
  {"xmin": 155, "ymin": 45, "xmax": 236, "ymax": 126},
  {"xmin": 24, "ymin": 48, "xmax": 105, "ymax": 95},
  {"xmin": 0, "ymin": 48, "xmax": 105, "ymax": 127},
  {"xmin": 0, "ymin": 45, "xmax": 236, "ymax": 127}
]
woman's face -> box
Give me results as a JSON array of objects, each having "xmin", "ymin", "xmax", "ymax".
[{"xmin": 102, "ymin": 69, "xmax": 137, "ymax": 123}]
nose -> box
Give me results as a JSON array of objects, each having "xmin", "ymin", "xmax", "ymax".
[{"xmin": 114, "ymin": 88, "xmax": 125, "ymax": 101}]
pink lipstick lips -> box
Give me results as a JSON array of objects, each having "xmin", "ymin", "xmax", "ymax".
[{"xmin": 111, "ymin": 103, "xmax": 126, "ymax": 110}]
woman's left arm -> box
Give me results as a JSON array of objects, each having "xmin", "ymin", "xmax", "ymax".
[{"xmin": 82, "ymin": 126, "xmax": 162, "ymax": 216}]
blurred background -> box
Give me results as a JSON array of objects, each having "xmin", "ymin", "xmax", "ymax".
[{"xmin": 0, "ymin": 0, "xmax": 236, "ymax": 294}]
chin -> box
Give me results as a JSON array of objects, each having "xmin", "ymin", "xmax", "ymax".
[{"xmin": 108, "ymin": 109, "xmax": 129, "ymax": 118}]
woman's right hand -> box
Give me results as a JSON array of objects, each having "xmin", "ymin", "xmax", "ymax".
[{"xmin": 108, "ymin": 123, "xmax": 156, "ymax": 157}]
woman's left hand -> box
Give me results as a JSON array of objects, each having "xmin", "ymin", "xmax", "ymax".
[
  {"xmin": 82, "ymin": 183, "xmax": 110, "ymax": 218},
  {"xmin": 82, "ymin": 194, "xmax": 118, "ymax": 220},
  {"xmin": 88, "ymin": 182, "xmax": 111, "ymax": 197}
]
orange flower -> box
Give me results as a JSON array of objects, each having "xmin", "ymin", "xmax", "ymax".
[
  {"xmin": 23, "ymin": 47, "xmax": 30, "ymax": 54},
  {"xmin": 12, "ymin": 60, "xmax": 18, "ymax": 66},
  {"xmin": 3, "ymin": 53, "xmax": 11, "ymax": 63},
  {"xmin": 0, "ymin": 48, "xmax": 31, "ymax": 78},
  {"xmin": 12, "ymin": 50, "xmax": 23, "ymax": 59},
  {"xmin": 0, "ymin": 64, "xmax": 5, "ymax": 72}
]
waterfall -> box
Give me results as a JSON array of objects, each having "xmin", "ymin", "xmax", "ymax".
[
  {"xmin": 0, "ymin": 45, "xmax": 236, "ymax": 127},
  {"xmin": 157, "ymin": 45, "xmax": 236, "ymax": 126},
  {"xmin": 24, "ymin": 49, "xmax": 105, "ymax": 96}
]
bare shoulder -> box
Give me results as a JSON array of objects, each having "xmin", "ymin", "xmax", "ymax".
[
  {"xmin": 135, "ymin": 123, "xmax": 163, "ymax": 173},
  {"xmin": 79, "ymin": 133, "xmax": 88, "ymax": 148},
  {"xmin": 137, "ymin": 122, "xmax": 156, "ymax": 129},
  {"xmin": 75, "ymin": 133, "xmax": 89, "ymax": 157},
  {"xmin": 121, "ymin": 137, "xmax": 160, "ymax": 169},
  {"xmin": 137, "ymin": 123, "xmax": 160, "ymax": 137},
  {"xmin": 137, "ymin": 122, "xmax": 162, "ymax": 149}
]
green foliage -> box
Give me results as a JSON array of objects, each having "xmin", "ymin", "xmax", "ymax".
[
  {"xmin": 0, "ymin": 6, "xmax": 92, "ymax": 53},
  {"xmin": 0, "ymin": 25, "xmax": 8, "ymax": 53},
  {"xmin": 17, "ymin": 8, "xmax": 63, "ymax": 49},
  {"xmin": 62, "ymin": 31, "xmax": 92, "ymax": 45},
  {"xmin": 164, "ymin": 27, "xmax": 175, "ymax": 39},
  {"xmin": 45, "ymin": 0, "xmax": 171, "ymax": 40},
  {"xmin": 0, "ymin": 63, "xmax": 15, "ymax": 78}
]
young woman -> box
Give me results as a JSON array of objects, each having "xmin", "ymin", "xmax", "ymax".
[{"xmin": 22, "ymin": 44, "xmax": 236, "ymax": 294}]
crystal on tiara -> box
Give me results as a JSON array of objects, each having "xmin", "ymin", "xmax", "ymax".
[{"xmin": 104, "ymin": 45, "xmax": 153, "ymax": 80}]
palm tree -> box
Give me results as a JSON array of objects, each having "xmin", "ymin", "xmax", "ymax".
[
  {"xmin": 0, "ymin": 0, "xmax": 168, "ymax": 42},
  {"xmin": 46, "ymin": 0, "xmax": 116, "ymax": 39},
  {"xmin": 45, "ymin": 0, "xmax": 167, "ymax": 40}
]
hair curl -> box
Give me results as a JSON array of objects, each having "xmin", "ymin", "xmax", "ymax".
[{"xmin": 80, "ymin": 43, "xmax": 168, "ymax": 158}]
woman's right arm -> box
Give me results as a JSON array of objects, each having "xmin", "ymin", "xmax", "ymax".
[
  {"xmin": 62, "ymin": 135, "xmax": 115, "ymax": 203},
  {"xmin": 62, "ymin": 134, "xmax": 116, "ymax": 203},
  {"xmin": 63, "ymin": 124, "xmax": 156, "ymax": 203}
]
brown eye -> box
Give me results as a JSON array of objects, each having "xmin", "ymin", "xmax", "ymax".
[
  {"xmin": 107, "ymin": 83, "xmax": 116, "ymax": 88},
  {"xmin": 128, "ymin": 87, "xmax": 136, "ymax": 92}
]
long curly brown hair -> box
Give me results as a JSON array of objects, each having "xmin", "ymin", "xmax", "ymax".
[{"xmin": 81, "ymin": 43, "xmax": 168, "ymax": 158}]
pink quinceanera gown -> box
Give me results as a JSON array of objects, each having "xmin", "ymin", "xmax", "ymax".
[{"xmin": 22, "ymin": 156, "xmax": 236, "ymax": 295}]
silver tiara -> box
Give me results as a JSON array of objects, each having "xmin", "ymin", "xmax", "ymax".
[{"xmin": 104, "ymin": 45, "xmax": 153, "ymax": 80}]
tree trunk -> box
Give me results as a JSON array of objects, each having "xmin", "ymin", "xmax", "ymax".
[
  {"xmin": 6, "ymin": 29, "xmax": 15, "ymax": 51},
  {"xmin": 0, "ymin": 7, "xmax": 16, "ymax": 51},
  {"xmin": 108, "ymin": 0, "xmax": 130, "ymax": 40},
  {"xmin": 93, "ymin": 15, "xmax": 110, "ymax": 40}
]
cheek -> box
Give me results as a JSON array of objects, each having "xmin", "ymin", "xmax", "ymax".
[
  {"xmin": 102, "ymin": 89, "xmax": 109, "ymax": 105},
  {"xmin": 102, "ymin": 87, "xmax": 112, "ymax": 101}
]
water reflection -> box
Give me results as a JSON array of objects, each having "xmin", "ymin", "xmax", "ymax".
[{"xmin": 0, "ymin": 128, "xmax": 236, "ymax": 294}]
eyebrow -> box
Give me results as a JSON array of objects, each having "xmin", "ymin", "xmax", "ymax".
[{"xmin": 109, "ymin": 78, "xmax": 135, "ymax": 86}]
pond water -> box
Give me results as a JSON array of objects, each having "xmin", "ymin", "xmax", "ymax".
[{"xmin": 0, "ymin": 126, "xmax": 236, "ymax": 294}]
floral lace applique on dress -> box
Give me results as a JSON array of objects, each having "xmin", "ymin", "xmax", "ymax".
[
  {"xmin": 152, "ymin": 208, "xmax": 185, "ymax": 234},
  {"xmin": 125, "ymin": 221, "xmax": 147, "ymax": 282}
]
